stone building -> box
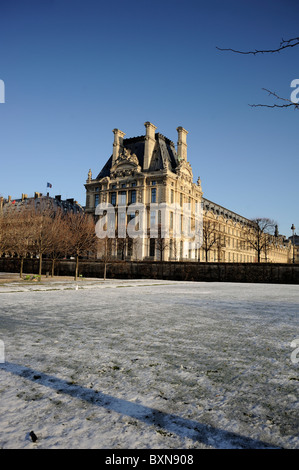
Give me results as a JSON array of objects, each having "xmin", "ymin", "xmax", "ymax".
[
  {"xmin": 85, "ymin": 122, "xmax": 291, "ymax": 263},
  {"xmin": 0, "ymin": 192, "xmax": 83, "ymax": 215},
  {"xmin": 288, "ymin": 234, "xmax": 299, "ymax": 264}
]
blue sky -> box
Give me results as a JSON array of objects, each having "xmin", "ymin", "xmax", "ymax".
[{"xmin": 0, "ymin": 0, "xmax": 298, "ymax": 237}]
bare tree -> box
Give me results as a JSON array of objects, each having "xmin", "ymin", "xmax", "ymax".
[
  {"xmin": 217, "ymin": 36, "xmax": 299, "ymax": 109},
  {"xmin": 97, "ymin": 236, "xmax": 114, "ymax": 280},
  {"xmin": 0, "ymin": 210, "xmax": 9, "ymax": 257},
  {"xmin": 66, "ymin": 212, "xmax": 97, "ymax": 280},
  {"xmin": 31, "ymin": 207, "xmax": 55, "ymax": 276},
  {"xmin": 46, "ymin": 209, "xmax": 70, "ymax": 277},
  {"xmin": 155, "ymin": 225, "xmax": 169, "ymax": 262},
  {"xmin": 5, "ymin": 207, "xmax": 36, "ymax": 277},
  {"xmin": 244, "ymin": 218, "xmax": 277, "ymax": 263},
  {"xmin": 201, "ymin": 219, "xmax": 220, "ymax": 262}
]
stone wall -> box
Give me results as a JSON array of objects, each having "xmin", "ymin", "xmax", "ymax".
[{"xmin": 0, "ymin": 258, "xmax": 298, "ymax": 284}]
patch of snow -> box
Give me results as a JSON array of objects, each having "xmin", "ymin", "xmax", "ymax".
[{"xmin": 0, "ymin": 279, "xmax": 298, "ymax": 449}]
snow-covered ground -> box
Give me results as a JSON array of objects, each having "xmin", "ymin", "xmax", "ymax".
[{"xmin": 0, "ymin": 277, "xmax": 298, "ymax": 449}]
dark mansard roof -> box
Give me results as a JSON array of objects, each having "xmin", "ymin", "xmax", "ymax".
[{"xmin": 96, "ymin": 133, "xmax": 178, "ymax": 180}]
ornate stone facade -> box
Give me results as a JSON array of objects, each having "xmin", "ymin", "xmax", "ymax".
[{"xmin": 85, "ymin": 122, "xmax": 291, "ymax": 263}]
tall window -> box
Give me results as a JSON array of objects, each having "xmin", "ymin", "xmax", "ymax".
[
  {"xmin": 111, "ymin": 192, "xmax": 116, "ymax": 206},
  {"xmin": 180, "ymin": 240, "xmax": 183, "ymax": 259},
  {"xmin": 150, "ymin": 238, "xmax": 155, "ymax": 257},
  {"xmin": 150, "ymin": 210, "xmax": 156, "ymax": 229},
  {"xmin": 119, "ymin": 191, "xmax": 126, "ymax": 205},
  {"xmin": 94, "ymin": 194, "xmax": 99, "ymax": 207},
  {"xmin": 169, "ymin": 239, "xmax": 174, "ymax": 259},
  {"xmin": 169, "ymin": 211, "xmax": 173, "ymax": 230},
  {"xmin": 130, "ymin": 190, "xmax": 136, "ymax": 204},
  {"xmin": 151, "ymin": 187, "xmax": 156, "ymax": 203}
]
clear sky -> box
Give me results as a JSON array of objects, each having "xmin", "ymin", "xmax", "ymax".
[{"xmin": 0, "ymin": 0, "xmax": 298, "ymax": 238}]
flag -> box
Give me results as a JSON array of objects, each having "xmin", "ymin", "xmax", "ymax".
[{"xmin": 47, "ymin": 182, "xmax": 52, "ymax": 188}]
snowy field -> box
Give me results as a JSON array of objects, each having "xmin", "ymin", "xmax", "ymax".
[{"xmin": 0, "ymin": 276, "xmax": 298, "ymax": 449}]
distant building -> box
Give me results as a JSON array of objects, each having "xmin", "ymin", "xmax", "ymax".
[
  {"xmin": 288, "ymin": 234, "xmax": 299, "ymax": 264},
  {"xmin": 0, "ymin": 192, "xmax": 83, "ymax": 214},
  {"xmin": 85, "ymin": 122, "xmax": 291, "ymax": 263}
]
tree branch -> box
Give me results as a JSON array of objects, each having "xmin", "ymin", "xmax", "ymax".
[
  {"xmin": 249, "ymin": 88, "xmax": 299, "ymax": 109},
  {"xmin": 216, "ymin": 37, "xmax": 299, "ymax": 55}
]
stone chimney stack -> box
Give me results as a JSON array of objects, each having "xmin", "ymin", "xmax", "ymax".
[
  {"xmin": 143, "ymin": 122, "xmax": 157, "ymax": 170},
  {"xmin": 112, "ymin": 128, "xmax": 126, "ymax": 165},
  {"xmin": 176, "ymin": 126, "xmax": 188, "ymax": 161}
]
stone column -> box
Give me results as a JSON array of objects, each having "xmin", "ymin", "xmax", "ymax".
[
  {"xmin": 177, "ymin": 126, "xmax": 188, "ymax": 161},
  {"xmin": 143, "ymin": 122, "xmax": 157, "ymax": 170},
  {"xmin": 112, "ymin": 128, "xmax": 126, "ymax": 165}
]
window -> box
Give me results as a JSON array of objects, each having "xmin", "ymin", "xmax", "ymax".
[
  {"xmin": 150, "ymin": 210, "xmax": 156, "ymax": 229},
  {"xmin": 169, "ymin": 239, "xmax": 174, "ymax": 258},
  {"xmin": 180, "ymin": 193, "xmax": 183, "ymax": 207},
  {"xmin": 119, "ymin": 211, "xmax": 126, "ymax": 227},
  {"xmin": 121, "ymin": 183, "xmax": 126, "ymax": 188},
  {"xmin": 119, "ymin": 191, "xmax": 126, "ymax": 205},
  {"xmin": 151, "ymin": 188, "xmax": 156, "ymax": 203},
  {"xmin": 170, "ymin": 189, "xmax": 174, "ymax": 204},
  {"xmin": 150, "ymin": 238, "xmax": 155, "ymax": 257},
  {"xmin": 94, "ymin": 194, "xmax": 99, "ymax": 207},
  {"xmin": 170, "ymin": 211, "xmax": 173, "ymax": 230},
  {"xmin": 111, "ymin": 192, "xmax": 116, "ymax": 206},
  {"xmin": 130, "ymin": 190, "xmax": 136, "ymax": 204},
  {"xmin": 131, "ymin": 181, "xmax": 137, "ymax": 187},
  {"xmin": 152, "ymin": 181, "xmax": 156, "ymax": 186},
  {"xmin": 180, "ymin": 241, "xmax": 183, "ymax": 259}
]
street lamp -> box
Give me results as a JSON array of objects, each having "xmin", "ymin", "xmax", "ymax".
[{"xmin": 291, "ymin": 224, "xmax": 296, "ymax": 264}]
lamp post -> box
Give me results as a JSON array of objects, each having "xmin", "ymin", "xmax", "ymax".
[{"xmin": 291, "ymin": 224, "xmax": 296, "ymax": 264}]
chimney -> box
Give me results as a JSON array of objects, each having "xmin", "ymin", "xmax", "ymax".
[
  {"xmin": 143, "ymin": 122, "xmax": 157, "ymax": 170},
  {"xmin": 8, "ymin": 195, "xmax": 11, "ymax": 203},
  {"xmin": 112, "ymin": 128, "xmax": 126, "ymax": 165},
  {"xmin": 177, "ymin": 126, "xmax": 188, "ymax": 161}
]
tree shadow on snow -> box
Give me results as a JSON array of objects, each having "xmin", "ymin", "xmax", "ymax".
[{"xmin": 1, "ymin": 362, "xmax": 279, "ymax": 449}]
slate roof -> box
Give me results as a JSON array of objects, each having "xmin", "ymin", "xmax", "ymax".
[{"xmin": 96, "ymin": 133, "xmax": 178, "ymax": 180}]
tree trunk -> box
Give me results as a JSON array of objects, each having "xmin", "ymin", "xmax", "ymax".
[
  {"xmin": 20, "ymin": 257, "xmax": 24, "ymax": 278},
  {"xmin": 75, "ymin": 254, "xmax": 79, "ymax": 280},
  {"xmin": 39, "ymin": 253, "xmax": 42, "ymax": 276},
  {"xmin": 51, "ymin": 258, "xmax": 55, "ymax": 277}
]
